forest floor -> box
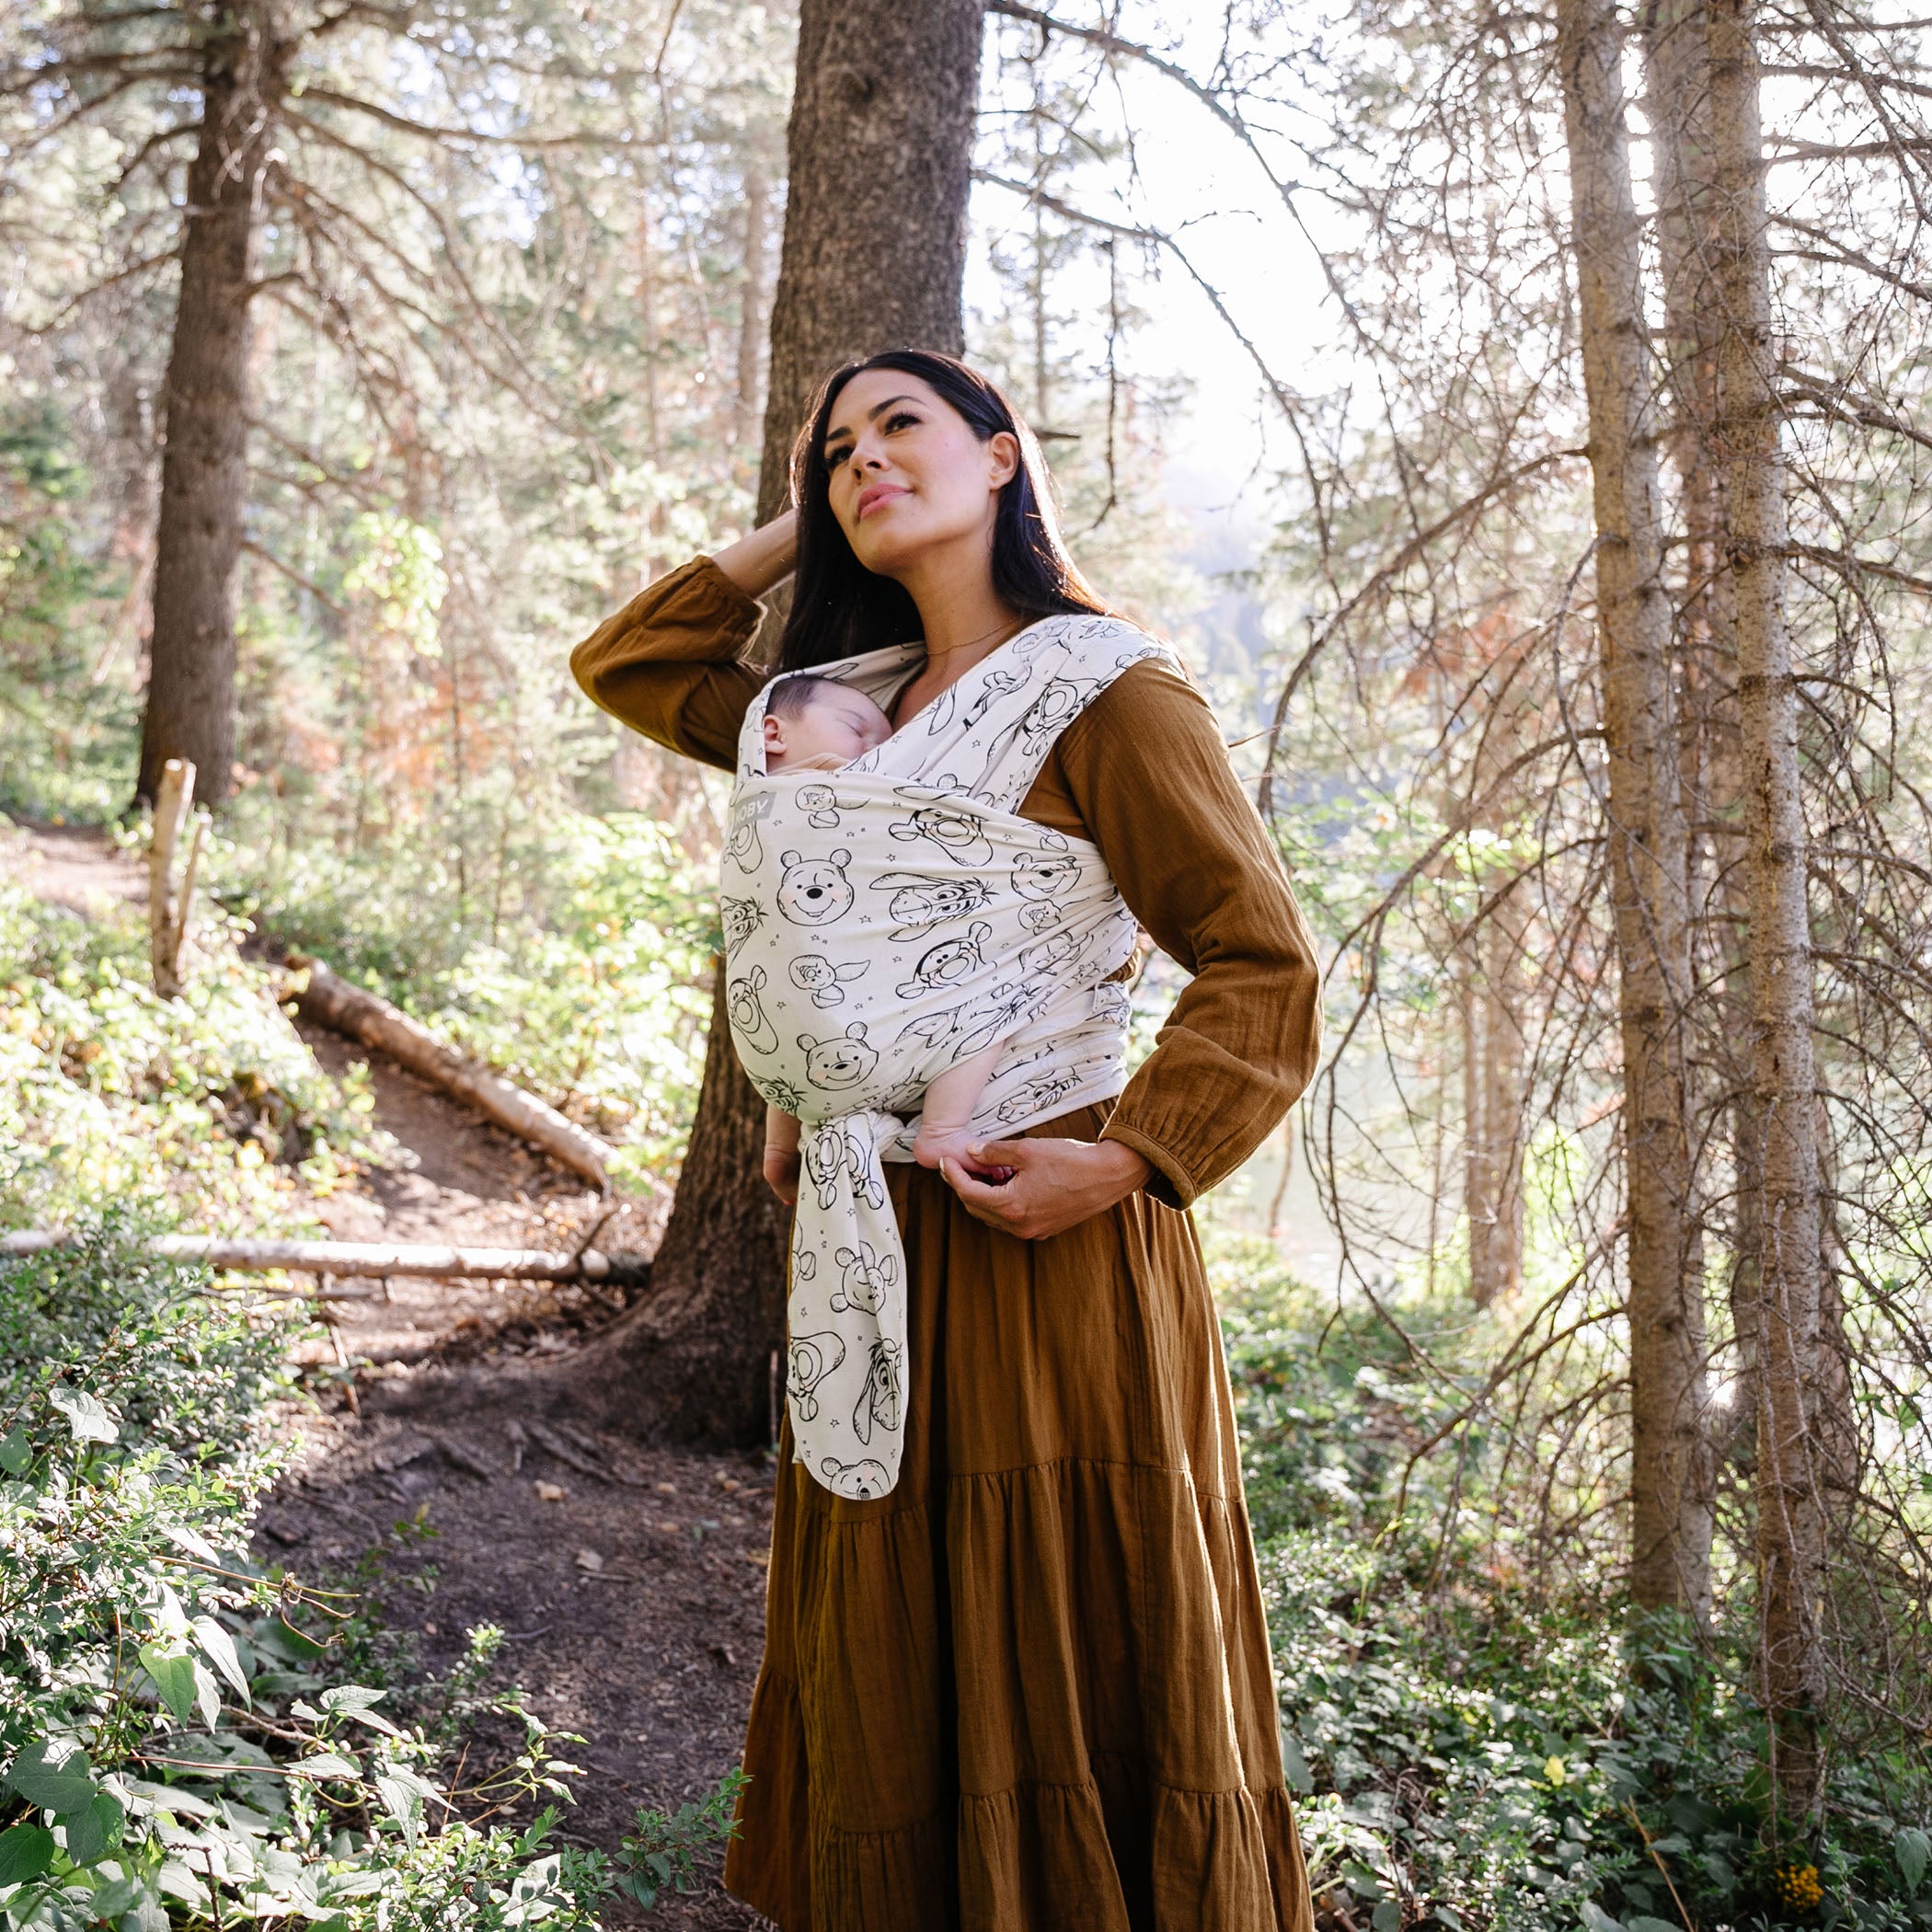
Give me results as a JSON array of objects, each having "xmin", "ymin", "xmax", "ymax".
[{"xmin": 2, "ymin": 822, "xmax": 776, "ymax": 1931}]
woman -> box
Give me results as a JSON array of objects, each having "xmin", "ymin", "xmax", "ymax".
[{"xmin": 572, "ymin": 351, "xmax": 1322, "ymax": 1932}]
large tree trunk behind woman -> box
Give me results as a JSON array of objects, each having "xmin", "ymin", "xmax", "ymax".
[
  {"xmin": 136, "ymin": 0, "xmax": 285, "ymax": 808},
  {"xmin": 580, "ymin": 0, "xmax": 988, "ymax": 1443}
]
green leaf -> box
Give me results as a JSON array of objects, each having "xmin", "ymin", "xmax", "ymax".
[
  {"xmin": 48, "ymin": 1386, "xmax": 117, "ymax": 1443},
  {"xmin": 6, "ymin": 1737, "xmax": 97, "ymax": 1813},
  {"xmin": 1435, "ymin": 1909, "xmax": 1464, "ymax": 1931},
  {"xmin": 121, "ymin": 1903, "xmax": 169, "ymax": 1932},
  {"xmin": 1579, "ymin": 1906, "xmax": 1626, "ymax": 1932},
  {"xmin": 64, "ymin": 1792, "xmax": 125, "ymax": 1867},
  {"xmin": 0, "ymin": 1425, "xmax": 29, "ymax": 1475},
  {"xmin": 1898, "ymin": 1824, "xmax": 1930, "ymax": 1894},
  {"xmin": 374, "ymin": 1774, "xmax": 424, "ymax": 1848},
  {"xmin": 0, "ymin": 1822, "xmax": 55, "ymax": 1886},
  {"xmin": 1372, "ymin": 1903, "xmax": 1401, "ymax": 1932},
  {"xmin": 194, "ymin": 1659, "xmax": 222, "ymax": 1730},
  {"xmin": 1628, "ymin": 1919, "xmax": 1684, "ymax": 1932},
  {"xmin": 293, "ymin": 1754, "xmax": 361, "ymax": 1781},
  {"xmin": 139, "ymin": 1645, "xmax": 199, "ymax": 1725},
  {"xmin": 192, "ymin": 1617, "xmax": 250, "ymax": 1707}
]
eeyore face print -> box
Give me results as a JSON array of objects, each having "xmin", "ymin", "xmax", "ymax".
[
  {"xmin": 799, "ymin": 1022, "xmax": 880, "ymax": 1090},
  {"xmin": 777, "ymin": 849, "xmax": 856, "ymax": 926},
  {"xmin": 870, "ymin": 872, "xmax": 995, "ymax": 941},
  {"xmin": 725, "ymin": 789, "xmax": 774, "ymax": 872},
  {"xmin": 888, "ymin": 792, "xmax": 992, "ymax": 868},
  {"xmin": 852, "ymin": 1337, "xmax": 902, "ymax": 1445},
  {"xmin": 728, "ymin": 964, "xmax": 777, "ymax": 1058},
  {"xmin": 897, "ymin": 922, "xmax": 992, "ymax": 998}
]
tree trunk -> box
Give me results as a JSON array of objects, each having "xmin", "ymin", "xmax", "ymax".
[
  {"xmin": 581, "ymin": 0, "xmax": 988, "ymax": 1446},
  {"xmin": 735, "ymin": 165, "xmax": 772, "ymax": 458},
  {"xmin": 1708, "ymin": 0, "xmax": 1828, "ymax": 1827},
  {"xmin": 137, "ymin": 0, "xmax": 283, "ymax": 809},
  {"xmin": 1557, "ymin": 0, "xmax": 1713, "ymax": 1621}
]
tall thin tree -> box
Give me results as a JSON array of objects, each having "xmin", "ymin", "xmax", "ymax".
[
  {"xmin": 1708, "ymin": 0, "xmax": 1828, "ymax": 1828},
  {"xmin": 1557, "ymin": 0, "xmax": 1713, "ymax": 1620}
]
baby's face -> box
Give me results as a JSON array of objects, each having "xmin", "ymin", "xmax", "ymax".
[{"xmin": 765, "ymin": 687, "xmax": 894, "ymax": 769}]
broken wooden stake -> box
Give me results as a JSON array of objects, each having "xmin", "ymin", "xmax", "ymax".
[
  {"xmin": 287, "ymin": 956, "xmax": 618, "ymax": 1190},
  {"xmin": 148, "ymin": 758, "xmax": 205, "ymax": 1001}
]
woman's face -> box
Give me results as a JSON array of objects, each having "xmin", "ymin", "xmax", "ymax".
[{"xmin": 820, "ymin": 370, "xmax": 1019, "ymax": 580}]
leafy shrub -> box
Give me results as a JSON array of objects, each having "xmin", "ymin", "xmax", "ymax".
[
  {"xmin": 1212, "ymin": 1232, "xmax": 1932, "ymax": 1932},
  {"xmin": 0, "ymin": 879, "xmax": 381, "ymax": 1232},
  {"xmin": 0, "ymin": 1217, "xmax": 743, "ymax": 1929}
]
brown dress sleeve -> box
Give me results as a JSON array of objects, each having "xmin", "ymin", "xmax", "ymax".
[
  {"xmin": 569, "ymin": 556, "xmax": 766, "ymax": 769},
  {"xmin": 1018, "ymin": 657, "xmax": 1324, "ymax": 1209}
]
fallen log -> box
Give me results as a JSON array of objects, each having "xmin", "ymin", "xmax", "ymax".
[
  {"xmin": 0, "ymin": 1230, "xmax": 649, "ymax": 1287},
  {"xmin": 286, "ymin": 956, "xmax": 616, "ymax": 1190}
]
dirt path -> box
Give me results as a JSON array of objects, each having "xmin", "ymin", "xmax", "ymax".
[{"xmin": 4, "ymin": 820, "xmax": 775, "ymax": 1929}]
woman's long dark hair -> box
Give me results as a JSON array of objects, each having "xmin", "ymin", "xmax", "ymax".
[{"xmin": 774, "ymin": 349, "xmax": 1110, "ymax": 673}]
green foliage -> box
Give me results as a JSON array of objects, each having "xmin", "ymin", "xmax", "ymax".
[
  {"xmin": 213, "ymin": 809, "xmax": 716, "ymax": 1181},
  {"xmin": 0, "ymin": 876, "xmax": 381, "ymax": 1230},
  {"xmin": 0, "ymin": 401, "xmax": 133, "ymax": 825},
  {"xmin": 1213, "ymin": 1234, "xmax": 1932, "ymax": 1931},
  {"xmin": 607, "ymin": 1768, "xmax": 747, "ymax": 1910}
]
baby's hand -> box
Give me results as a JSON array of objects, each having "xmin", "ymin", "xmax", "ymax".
[{"xmin": 763, "ymin": 1144, "xmax": 800, "ymax": 1207}]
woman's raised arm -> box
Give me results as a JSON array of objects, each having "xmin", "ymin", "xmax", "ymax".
[{"xmin": 569, "ymin": 515, "xmax": 797, "ymax": 769}]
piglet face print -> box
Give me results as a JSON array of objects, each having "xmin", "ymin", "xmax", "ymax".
[
  {"xmin": 831, "ymin": 1240, "xmax": 897, "ymax": 1315},
  {"xmin": 799, "ymin": 1022, "xmax": 880, "ymax": 1090},
  {"xmin": 896, "ymin": 921, "xmax": 992, "ymax": 999},
  {"xmin": 789, "ymin": 955, "xmax": 868, "ymax": 1008},
  {"xmin": 727, "ymin": 964, "xmax": 777, "ymax": 1058},
  {"xmin": 776, "ymin": 848, "xmax": 856, "ymax": 926}
]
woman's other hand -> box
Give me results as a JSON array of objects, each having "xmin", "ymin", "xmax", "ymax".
[
  {"xmin": 939, "ymin": 1137, "xmax": 1152, "ymax": 1240},
  {"xmin": 763, "ymin": 1144, "xmax": 801, "ymax": 1206}
]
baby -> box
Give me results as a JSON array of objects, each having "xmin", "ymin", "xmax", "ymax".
[{"xmin": 757, "ymin": 674, "xmax": 1012, "ymax": 1197}]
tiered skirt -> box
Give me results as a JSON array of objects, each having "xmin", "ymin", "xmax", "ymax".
[{"xmin": 724, "ymin": 1104, "xmax": 1317, "ymax": 1932}]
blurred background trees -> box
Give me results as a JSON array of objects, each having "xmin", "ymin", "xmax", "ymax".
[{"xmin": 6, "ymin": 0, "xmax": 1932, "ymax": 1921}]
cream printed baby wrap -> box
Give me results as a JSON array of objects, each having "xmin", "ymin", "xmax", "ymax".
[{"xmin": 722, "ymin": 615, "xmax": 1179, "ymax": 1500}]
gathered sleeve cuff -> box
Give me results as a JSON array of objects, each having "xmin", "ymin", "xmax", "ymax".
[
  {"xmin": 569, "ymin": 556, "xmax": 766, "ymax": 771},
  {"xmin": 1048, "ymin": 659, "xmax": 1323, "ymax": 1209}
]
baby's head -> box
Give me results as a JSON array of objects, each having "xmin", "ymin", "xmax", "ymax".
[{"xmin": 763, "ymin": 675, "xmax": 893, "ymax": 772}]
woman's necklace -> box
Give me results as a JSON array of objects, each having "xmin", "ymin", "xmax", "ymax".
[{"xmin": 924, "ymin": 613, "xmax": 1029, "ymax": 661}]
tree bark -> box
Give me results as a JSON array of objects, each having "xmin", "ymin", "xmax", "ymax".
[
  {"xmin": 1708, "ymin": 0, "xmax": 1829, "ymax": 1829},
  {"xmin": 581, "ymin": 0, "xmax": 988, "ymax": 1446},
  {"xmin": 1557, "ymin": 0, "xmax": 1713, "ymax": 1620},
  {"xmin": 137, "ymin": 0, "xmax": 285, "ymax": 808}
]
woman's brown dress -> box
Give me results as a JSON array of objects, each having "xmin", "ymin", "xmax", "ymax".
[{"xmin": 573, "ymin": 560, "xmax": 1325, "ymax": 1932}]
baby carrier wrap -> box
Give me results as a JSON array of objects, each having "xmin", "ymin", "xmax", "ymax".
[{"xmin": 723, "ymin": 615, "xmax": 1179, "ymax": 1499}]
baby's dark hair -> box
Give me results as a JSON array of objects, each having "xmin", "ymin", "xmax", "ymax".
[{"xmin": 765, "ymin": 673, "xmax": 840, "ymax": 724}]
